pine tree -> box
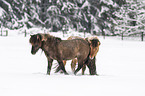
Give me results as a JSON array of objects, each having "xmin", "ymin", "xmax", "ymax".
[
  {"xmin": 0, "ymin": 0, "xmax": 128, "ymax": 35},
  {"xmin": 114, "ymin": 0, "xmax": 145, "ymax": 36}
]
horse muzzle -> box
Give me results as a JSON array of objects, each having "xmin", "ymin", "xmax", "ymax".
[
  {"xmin": 89, "ymin": 56, "xmax": 94, "ymax": 60},
  {"xmin": 31, "ymin": 50, "xmax": 36, "ymax": 55}
]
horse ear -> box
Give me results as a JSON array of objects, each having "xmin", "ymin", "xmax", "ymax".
[
  {"xmin": 87, "ymin": 39, "xmax": 92, "ymax": 44},
  {"xmin": 37, "ymin": 35, "xmax": 39, "ymax": 40},
  {"xmin": 37, "ymin": 34, "xmax": 41, "ymax": 41},
  {"xmin": 41, "ymin": 35, "xmax": 47, "ymax": 41},
  {"xmin": 56, "ymin": 37, "xmax": 61, "ymax": 43},
  {"xmin": 90, "ymin": 39, "xmax": 100, "ymax": 47},
  {"xmin": 30, "ymin": 34, "xmax": 34, "ymax": 37},
  {"xmin": 98, "ymin": 40, "xmax": 101, "ymax": 45},
  {"xmin": 85, "ymin": 38, "xmax": 91, "ymax": 44}
]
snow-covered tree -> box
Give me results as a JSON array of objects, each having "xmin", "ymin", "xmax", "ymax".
[
  {"xmin": 0, "ymin": 0, "xmax": 127, "ymax": 35},
  {"xmin": 114, "ymin": 0, "xmax": 145, "ymax": 36}
]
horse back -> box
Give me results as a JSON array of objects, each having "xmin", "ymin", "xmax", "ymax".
[{"xmin": 58, "ymin": 39, "xmax": 90, "ymax": 60}]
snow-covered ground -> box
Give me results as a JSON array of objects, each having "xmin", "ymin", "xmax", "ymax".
[{"xmin": 0, "ymin": 29, "xmax": 145, "ymax": 96}]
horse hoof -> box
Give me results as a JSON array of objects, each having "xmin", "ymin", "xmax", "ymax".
[
  {"xmin": 90, "ymin": 74, "xmax": 99, "ymax": 76},
  {"xmin": 96, "ymin": 74, "xmax": 99, "ymax": 76},
  {"xmin": 74, "ymin": 72, "xmax": 77, "ymax": 75},
  {"xmin": 46, "ymin": 72, "xmax": 50, "ymax": 75},
  {"xmin": 65, "ymin": 73, "xmax": 69, "ymax": 75}
]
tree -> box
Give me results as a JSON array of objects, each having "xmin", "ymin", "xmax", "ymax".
[
  {"xmin": 0, "ymin": 0, "xmax": 128, "ymax": 35},
  {"xmin": 114, "ymin": 0, "xmax": 145, "ymax": 36}
]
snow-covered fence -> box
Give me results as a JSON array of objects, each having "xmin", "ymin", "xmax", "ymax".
[
  {"xmin": 141, "ymin": 32, "xmax": 144, "ymax": 41},
  {"xmin": 19, "ymin": 29, "xmax": 27, "ymax": 37},
  {"xmin": 121, "ymin": 32, "xmax": 144, "ymax": 41},
  {"xmin": 0, "ymin": 29, "xmax": 8, "ymax": 36},
  {"xmin": 62, "ymin": 25, "xmax": 69, "ymax": 37},
  {"xmin": 23, "ymin": 30, "xmax": 27, "ymax": 37},
  {"xmin": 18, "ymin": 29, "xmax": 31, "ymax": 37}
]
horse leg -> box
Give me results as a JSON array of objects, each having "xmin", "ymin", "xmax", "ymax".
[
  {"xmin": 47, "ymin": 58, "xmax": 53, "ymax": 75},
  {"xmin": 74, "ymin": 64, "xmax": 83, "ymax": 75},
  {"xmin": 57, "ymin": 61, "xmax": 68, "ymax": 75},
  {"xmin": 86, "ymin": 57, "xmax": 97, "ymax": 75},
  {"xmin": 74, "ymin": 58, "xmax": 84, "ymax": 75},
  {"xmin": 60, "ymin": 60, "xmax": 66, "ymax": 73},
  {"xmin": 82, "ymin": 65, "xmax": 86, "ymax": 75},
  {"xmin": 71, "ymin": 58, "xmax": 77, "ymax": 72},
  {"xmin": 55, "ymin": 66, "xmax": 61, "ymax": 73},
  {"xmin": 55, "ymin": 60, "xmax": 66, "ymax": 73}
]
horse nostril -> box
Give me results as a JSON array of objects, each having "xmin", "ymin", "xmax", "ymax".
[
  {"xmin": 31, "ymin": 50, "xmax": 36, "ymax": 55},
  {"xmin": 89, "ymin": 56, "xmax": 94, "ymax": 60}
]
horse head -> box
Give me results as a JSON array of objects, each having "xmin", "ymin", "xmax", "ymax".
[
  {"xmin": 29, "ymin": 34, "xmax": 43, "ymax": 55},
  {"xmin": 89, "ymin": 39, "xmax": 101, "ymax": 59}
]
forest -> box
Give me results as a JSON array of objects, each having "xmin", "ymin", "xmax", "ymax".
[{"xmin": 0, "ymin": 0, "xmax": 145, "ymax": 36}]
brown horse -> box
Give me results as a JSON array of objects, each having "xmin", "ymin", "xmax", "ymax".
[
  {"xmin": 29, "ymin": 33, "xmax": 91, "ymax": 75},
  {"xmin": 56, "ymin": 36, "xmax": 101, "ymax": 75},
  {"xmin": 67, "ymin": 36, "xmax": 101, "ymax": 59},
  {"xmin": 86, "ymin": 36, "xmax": 101, "ymax": 59}
]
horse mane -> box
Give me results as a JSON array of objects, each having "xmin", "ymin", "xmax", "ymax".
[
  {"xmin": 47, "ymin": 36, "xmax": 62, "ymax": 43},
  {"xmin": 29, "ymin": 34, "xmax": 42, "ymax": 44},
  {"xmin": 41, "ymin": 36, "xmax": 62, "ymax": 56},
  {"xmin": 67, "ymin": 36, "xmax": 83, "ymax": 40},
  {"xmin": 90, "ymin": 39, "xmax": 100, "ymax": 47},
  {"xmin": 30, "ymin": 33, "xmax": 53, "ymax": 44},
  {"xmin": 40, "ymin": 33, "xmax": 51, "ymax": 41}
]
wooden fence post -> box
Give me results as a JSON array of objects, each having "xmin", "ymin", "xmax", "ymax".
[
  {"xmin": 6, "ymin": 30, "xmax": 8, "ymax": 36},
  {"xmin": 141, "ymin": 32, "xmax": 143, "ymax": 41},
  {"xmin": 1, "ymin": 28, "xmax": 2, "ymax": 36},
  {"xmin": 62, "ymin": 27, "xmax": 65, "ymax": 37},
  {"xmin": 84, "ymin": 31, "xmax": 86, "ymax": 38},
  {"xmin": 84, "ymin": 28, "xmax": 86, "ymax": 38},
  {"xmin": 24, "ymin": 30, "xmax": 27, "ymax": 37},
  {"xmin": 63, "ymin": 30, "xmax": 64, "ymax": 37},
  {"xmin": 102, "ymin": 29, "xmax": 105, "ymax": 39},
  {"xmin": 121, "ymin": 32, "xmax": 123, "ymax": 40}
]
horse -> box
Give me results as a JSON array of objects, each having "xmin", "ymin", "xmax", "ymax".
[
  {"xmin": 55, "ymin": 36, "xmax": 101, "ymax": 75},
  {"xmin": 29, "ymin": 33, "xmax": 91, "ymax": 75},
  {"xmin": 86, "ymin": 36, "xmax": 101, "ymax": 59}
]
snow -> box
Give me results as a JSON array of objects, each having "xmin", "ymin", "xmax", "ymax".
[
  {"xmin": 0, "ymin": 7, "xmax": 5, "ymax": 17},
  {"xmin": 0, "ymin": 29, "xmax": 145, "ymax": 96},
  {"xmin": 47, "ymin": 5, "xmax": 61, "ymax": 15},
  {"xmin": 81, "ymin": 0, "xmax": 91, "ymax": 8},
  {"xmin": 99, "ymin": 6, "xmax": 109, "ymax": 17},
  {"xmin": 100, "ymin": 0, "xmax": 114, "ymax": 5},
  {"xmin": 115, "ymin": 0, "xmax": 145, "ymax": 35},
  {"xmin": 1, "ymin": 0, "xmax": 11, "ymax": 10}
]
